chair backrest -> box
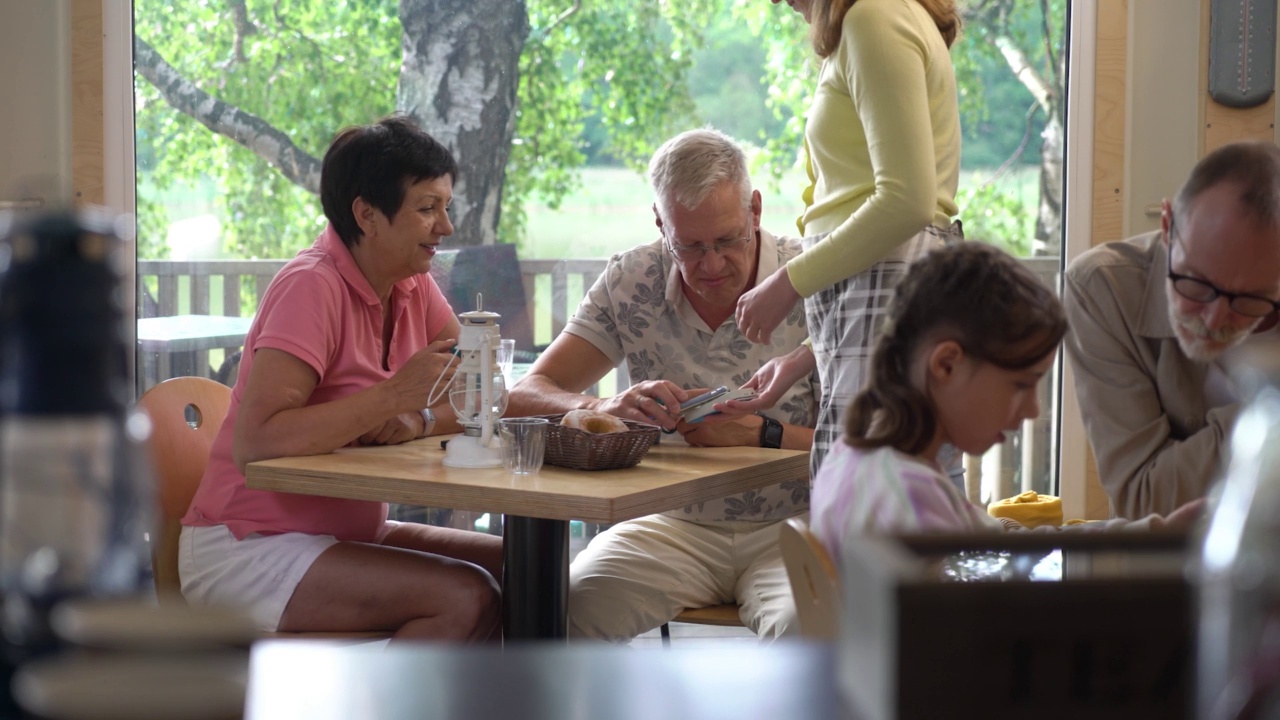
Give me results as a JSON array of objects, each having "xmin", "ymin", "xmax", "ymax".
[
  {"xmin": 429, "ymin": 244, "xmax": 535, "ymax": 354},
  {"xmin": 780, "ymin": 517, "xmax": 840, "ymax": 640},
  {"xmin": 136, "ymin": 376, "xmax": 232, "ymax": 604}
]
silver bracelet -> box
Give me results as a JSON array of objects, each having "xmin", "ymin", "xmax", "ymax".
[{"xmin": 418, "ymin": 407, "xmax": 436, "ymax": 438}]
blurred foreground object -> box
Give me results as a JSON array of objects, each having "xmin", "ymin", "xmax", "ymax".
[
  {"xmin": 0, "ymin": 208, "xmax": 155, "ymax": 715},
  {"xmin": 1198, "ymin": 336, "xmax": 1280, "ymax": 720}
]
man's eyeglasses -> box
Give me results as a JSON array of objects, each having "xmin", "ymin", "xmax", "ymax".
[
  {"xmin": 664, "ymin": 233, "xmax": 754, "ymax": 261},
  {"xmin": 1167, "ymin": 220, "xmax": 1280, "ymax": 318}
]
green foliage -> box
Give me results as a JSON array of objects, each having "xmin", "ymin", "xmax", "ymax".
[
  {"xmin": 503, "ymin": 0, "xmax": 718, "ymax": 245},
  {"xmin": 135, "ymin": 0, "xmax": 401, "ymax": 259},
  {"xmin": 952, "ymin": 36, "xmax": 1040, "ymax": 168},
  {"xmin": 956, "ymin": 177, "xmax": 1034, "ymax": 256},
  {"xmin": 727, "ymin": 0, "xmax": 814, "ymax": 184},
  {"xmin": 733, "ymin": 0, "xmax": 1064, "ymax": 254},
  {"xmin": 137, "ymin": 0, "xmax": 723, "ymax": 256},
  {"xmin": 686, "ymin": 15, "xmax": 790, "ymax": 149},
  {"xmin": 134, "ymin": 0, "xmax": 1065, "ymax": 260}
]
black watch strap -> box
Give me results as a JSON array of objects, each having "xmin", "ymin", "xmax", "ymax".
[{"xmin": 759, "ymin": 415, "xmax": 783, "ymax": 449}]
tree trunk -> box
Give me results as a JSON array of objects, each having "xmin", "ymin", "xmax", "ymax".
[
  {"xmin": 1036, "ymin": 108, "xmax": 1063, "ymax": 257},
  {"xmin": 399, "ymin": 0, "xmax": 530, "ymax": 246}
]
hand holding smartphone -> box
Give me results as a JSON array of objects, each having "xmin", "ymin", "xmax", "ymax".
[{"xmin": 680, "ymin": 386, "xmax": 758, "ymax": 423}]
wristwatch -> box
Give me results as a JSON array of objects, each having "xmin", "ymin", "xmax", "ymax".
[
  {"xmin": 758, "ymin": 415, "xmax": 783, "ymax": 449},
  {"xmin": 418, "ymin": 407, "xmax": 436, "ymax": 438}
]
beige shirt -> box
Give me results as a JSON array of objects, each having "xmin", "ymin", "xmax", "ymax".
[
  {"xmin": 566, "ymin": 230, "xmax": 817, "ymax": 523},
  {"xmin": 1064, "ymin": 231, "xmax": 1239, "ymax": 518}
]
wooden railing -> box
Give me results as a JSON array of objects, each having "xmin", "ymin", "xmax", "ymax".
[
  {"xmin": 138, "ymin": 259, "xmax": 288, "ymax": 318},
  {"xmin": 140, "ymin": 254, "xmax": 1060, "ymax": 327},
  {"xmin": 137, "ymin": 258, "xmax": 610, "ymax": 334}
]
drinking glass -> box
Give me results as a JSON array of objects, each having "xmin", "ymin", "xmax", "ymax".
[
  {"xmin": 499, "ymin": 417, "xmax": 548, "ymax": 475},
  {"xmin": 496, "ymin": 338, "xmax": 516, "ymax": 386}
]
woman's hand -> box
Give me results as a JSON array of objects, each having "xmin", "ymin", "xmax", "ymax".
[
  {"xmin": 592, "ymin": 380, "xmax": 693, "ymax": 431},
  {"xmin": 736, "ymin": 266, "xmax": 801, "ymax": 344},
  {"xmin": 388, "ymin": 338, "xmax": 459, "ymax": 411},
  {"xmin": 358, "ymin": 413, "xmax": 422, "ymax": 446},
  {"xmin": 717, "ymin": 345, "xmax": 816, "ymax": 416}
]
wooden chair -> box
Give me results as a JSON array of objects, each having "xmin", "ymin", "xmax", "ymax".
[
  {"xmin": 659, "ymin": 603, "xmax": 744, "ymax": 648},
  {"xmin": 138, "ymin": 376, "xmax": 232, "ymax": 605},
  {"xmin": 779, "ymin": 517, "xmax": 839, "ymax": 640},
  {"xmin": 138, "ymin": 376, "xmax": 386, "ymax": 642}
]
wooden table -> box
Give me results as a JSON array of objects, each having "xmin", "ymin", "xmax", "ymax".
[
  {"xmin": 137, "ymin": 314, "xmax": 253, "ymax": 383},
  {"xmin": 245, "ymin": 439, "xmax": 808, "ymax": 640},
  {"xmin": 246, "ymin": 641, "xmax": 854, "ymax": 719}
]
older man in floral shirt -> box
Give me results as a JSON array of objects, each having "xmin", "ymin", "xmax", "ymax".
[{"xmin": 509, "ymin": 128, "xmax": 816, "ymax": 641}]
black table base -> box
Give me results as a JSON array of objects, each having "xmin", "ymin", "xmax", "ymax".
[{"xmin": 501, "ymin": 515, "xmax": 569, "ymax": 641}]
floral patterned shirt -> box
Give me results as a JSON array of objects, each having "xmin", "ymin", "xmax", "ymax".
[{"xmin": 565, "ymin": 230, "xmax": 817, "ymax": 523}]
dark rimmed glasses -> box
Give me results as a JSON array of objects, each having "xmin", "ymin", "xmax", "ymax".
[{"xmin": 1167, "ymin": 221, "xmax": 1280, "ymax": 318}]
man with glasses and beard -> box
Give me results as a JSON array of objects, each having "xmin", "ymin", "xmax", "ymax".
[
  {"xmin": 508, "ymin": 128, "xmax": 816, "ymax": 642},
  {"xmin": 1065, "ymin": 141, "xmax": 1280, "ymax": 518}
]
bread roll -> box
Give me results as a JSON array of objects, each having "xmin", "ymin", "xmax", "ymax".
[{"xmin": 562, "ymin": 409, "xmax": 629, "ymax": 434}]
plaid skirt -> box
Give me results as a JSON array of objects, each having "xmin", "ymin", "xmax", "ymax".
[{"xmin": 804, "ymin": 222, "xmax": 963, "ymax": 479}]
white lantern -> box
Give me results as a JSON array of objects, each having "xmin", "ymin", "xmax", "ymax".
[{"xmin": 442, "ymin": 294, "xmax": 508, "ymax": 468}]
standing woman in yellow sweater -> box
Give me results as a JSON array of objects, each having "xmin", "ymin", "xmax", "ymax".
[{"xmin": 731, "ymin": 0, "xmax": 964, "ymax": 479}]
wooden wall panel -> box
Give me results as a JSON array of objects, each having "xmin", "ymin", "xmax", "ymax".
[
  {"xmin": 1204, "ymin": 103, "xmax": 1276, "ymax": 152},
  {"xmin": 1081, "ymin": 0, "xmax": 1129, "ymax": 519},
  {"xmin": 1090, "ymin": 0, "xmax": 1128, "ymax": 247},
  {"xmin": 71, "ymin": 0, "xmax": 103, "ymax": 206}
]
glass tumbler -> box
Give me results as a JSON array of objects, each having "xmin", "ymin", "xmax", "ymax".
[{"xmin": 499, "ymin": 417, "xmax": 549, "ymax": 475}]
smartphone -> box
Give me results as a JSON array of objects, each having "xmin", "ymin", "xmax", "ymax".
[
  {"xmin": 681, "ymin": 386, "xmax": 757, "ymax": 423},
  {"xmin": 678, "ymin": 386, "xmax": 729, "ymax": 414}
]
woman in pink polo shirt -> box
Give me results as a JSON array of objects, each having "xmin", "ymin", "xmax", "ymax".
[{"xmin": 180, "ymin": 116, "xmax": 502, "ymax": 641}]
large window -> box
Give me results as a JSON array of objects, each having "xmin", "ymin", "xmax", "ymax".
[{"xmin": 133, "ymin": 0, "xmax": 1069, "ymax": 509}]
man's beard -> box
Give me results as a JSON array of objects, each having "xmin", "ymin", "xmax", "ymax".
[{"xmin": 1167, "ymin": 292, "xmax": 1260, "ymax": 362}]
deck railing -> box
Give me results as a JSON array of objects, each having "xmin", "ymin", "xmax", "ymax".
[{"xmin": 138, "ymin": 257, "xmax": 610, "ymax": 336}]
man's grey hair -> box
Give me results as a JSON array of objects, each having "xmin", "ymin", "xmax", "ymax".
[
  {"xmin": 648, "ymin": 128, "xmax": 752, "ymax": 225},
  {"xmin": 1173, "ymin": 141, "xmax": 1280, "ymax": 230}
]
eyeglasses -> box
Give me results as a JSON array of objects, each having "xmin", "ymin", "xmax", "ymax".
[
  {"xmin": 664, "ymin": 232, "xmax": 754, "ymax": 261},
  {"xmin": 1167, "ymin": 221, "xmax": 1280, "ymax": 318}
]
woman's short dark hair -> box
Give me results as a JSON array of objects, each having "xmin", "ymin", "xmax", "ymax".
[
  {"xmin": 320, "ymin": 115, "xmax": 458, "ymax": 247},
  {"xmin": 844, "ymin": 241, "xmax": 1067, "ymax": 455}
]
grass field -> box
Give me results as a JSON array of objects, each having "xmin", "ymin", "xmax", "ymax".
[
  {"xmin": 523, "ymin": 164, "xmax": 1040, "ymax": 259},
  {"xmin": 522, "ymin": 166, "xmax": 810, "ymax": 259},
  {"xmin": 143, "ymin": 163, "xmax": 1040, "ymax": 261}
]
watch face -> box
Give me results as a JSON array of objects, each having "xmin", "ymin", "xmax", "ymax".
[{"xmin": 760, "ymin": 417, "xmax": 783, "ymax": 449}]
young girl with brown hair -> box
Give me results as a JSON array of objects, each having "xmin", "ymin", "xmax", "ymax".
[{"xmin": 809, "ymin": 243, "xmax": 1203, "ymax": 558}]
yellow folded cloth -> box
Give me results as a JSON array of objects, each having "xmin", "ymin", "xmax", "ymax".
[{"xmin": 987, "ymin": 491, "xmax": 1063, "ymax": 528}]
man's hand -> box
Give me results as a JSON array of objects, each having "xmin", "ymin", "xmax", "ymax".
[
  {"xmin": 593, "ymin": 380, "xmax": 694, "ymax": 431},
  {"xmin": 1153, "ymin": 497, "xmax": 1208, "ymax": 532},
  {"xmin": 677, "ymin": 414, "xmax": 764, "ymax": 447},
  {"xmin": 736, "ymin": 266, "xmax": 801, "ymax": 344}
]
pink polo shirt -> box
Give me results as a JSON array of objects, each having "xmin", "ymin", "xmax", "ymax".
[{"xmin": 182, "ymin": 225, "xmax": 454, "ymax": 542}]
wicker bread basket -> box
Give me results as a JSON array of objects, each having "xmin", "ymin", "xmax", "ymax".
[{"xmin": 539, "ymin": 413, "xmax": 661, "ymax": 471}]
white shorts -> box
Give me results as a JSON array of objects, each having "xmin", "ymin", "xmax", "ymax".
[{"xmin": 178, "ymin": 521, "xmax": 401, "ymax": 632}]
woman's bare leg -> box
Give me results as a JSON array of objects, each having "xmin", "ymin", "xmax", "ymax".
[
  {"xmin": 277, "ymin": 540, "xmax": 500, "ymax": 642},
  {"xmin": 379, "ymin": 522, "xmax": 503, "ymax": 580}
]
